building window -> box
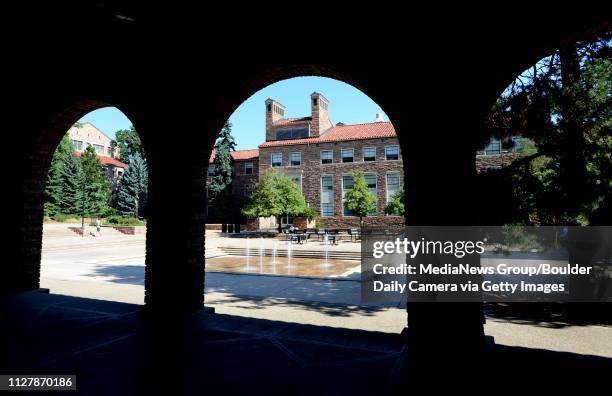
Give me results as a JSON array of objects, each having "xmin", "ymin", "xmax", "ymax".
[
  {"xmin": 364, "ymin": 173, "xmax": 378, "ymax": 216},
  {"xmin": 72, "ymin": 140, "xmax": 83, "ymax": 151},
  {"xmin": 386, "ymin": 172, "xmax": 401, "ymax": 212},
  {"xmin": 385, "ymin": 145, "xmax": 399, "ymax": 161},
  {"xmin": 289, "ymin": 173, "xmax": 302, "ymax": 194},
  {"xmin": 290, "ymin": 152, "xmax": 301, "ymax": 166},
  {"xmin": 342, "ymin": 174, "xmax": 354, "ymax": 216},
  {"xmin": 363, "ymin": 147, "xmax": 376, "ymax": 161},
  {"xmin": 271, "ymin": 153, "xmax": 282, "ymax": 167},
  {"xmin": 484, "ymin": 139, "xmax": 501, "ymax": 155},
  {"xmin": 341, "ymin": 148, "xmax": 354, "ymax": 163},
  {"xmin": 276, "ymin": 128, "xmax": 309, "ymax": 140},
  {"xmin": 93, "ymin": 144, "xmax": 104, "ymax": 155},
  {"xmin": 245, "ymin": 162, "xmax": 254, "ymax": 175},
  {"xmin": 106, "ymin": 147, "xmax": 112, "ymax": 156},
  {"xmin": 320, "ymin": 150, "xmax": 333, "ymax": 164},
  {"xmin": 207, "ymin": 164, "xmax": 216, "ymax": 176},
  {"xmin": 321, "ymin": 175, "xmax": 334, "ymax": 217}
]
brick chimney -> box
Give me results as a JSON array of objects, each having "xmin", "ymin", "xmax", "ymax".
[
  {"xmin": 265, "ymin": 98, "xmax": 285, "ymax": 141},
  {"xmin": 310, "ymin": 92, "xmax": 332, "ymax": 137}
]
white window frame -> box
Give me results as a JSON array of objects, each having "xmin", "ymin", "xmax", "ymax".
[
  {"xmin": 385, "ymin": 145, "xmax": 400, "ymax": 161},
  {"xmin": 72, "ymin": 140, "xmax": 83, "ymax": 151},
  {"xmin": 386, "ymin": 171, "xmax": 401, "ymax": 204},
  {"xmin": 363, "ymin": 146, "xmax": 376, "ymax": 162},
  {"xmin": 271, "ymin": 153, "xmax": 282, "ymax": 167},
  {"xmin": 320, "ymin": 174, "xmax": 334, "ymax": 217},
  {"xmin": 290, "ymin": 151, "xmax": 301, "ymax": 166},
  {"xmin": 320, "ymin": 150, "xmax": 333, "ymax": 164},
  {"xmin": 340, "ymin": 148, "xmax": 354, "ymax": 163},
  {"xmin": 244, "ymin": 162, "xmax": 254, "ymax": 175}
]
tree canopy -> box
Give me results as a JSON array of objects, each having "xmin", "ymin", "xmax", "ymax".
[
  {"xmin": 80, "ymin": 145, "xmax": 111, "ymax": 216},
  {"xmin": 343, "ymin": 171, "xmax": 377, "ymax": 226},
  {"xmin": 115, "ymin": 153, "xmax": 148, "ymax": 217},
  {"xmin": 44, "ymin": 134, "xmax": 73, "ymax": 217},
  {"xmin": 243, "ymin": 170, "xmax": 315, "ymax": 232},
  {"xmin": 115, "ymin": 126, "xmax": 143, "ymax": 162},
  {"xmin": 385, "ymin": 186, "xmax": 405, "ymax": 216},
  {"xmin": 481, "ymin": 33, "xmax": 611, "ymax": 226}
]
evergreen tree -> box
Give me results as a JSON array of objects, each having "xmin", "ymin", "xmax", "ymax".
[
  {"xmin": 208, "ymin": 122, "xmax": 237, "ymax": 220},
  {"xmin": 115, "ymin": 126, "xmax": 143, "ymax": 162},
  {"xmin": 44, "ymin": 134, "xmax": 73, "ymax": 217},
  {"xmin": 243, "ymin": 170, "xmax": 315, "ymax": 233},
  {"xmin": 385, "ymin": 186, "xmax": 405, "ymax": 216},
  {"xmin": 344, "ymin": 171, "xmax": 377, "ymax": 227},
  {"xmin": 209, "ymin": 122, "xmax": 236, "ymax": 201},
  {"xmin": 59, "ymin": 154, "xmax": 85, "ymax": 215},
  {"xmin": 483, "ymin": 33, "xmax": 611, "ymax": 225},
  {"xmin": 115, "ymin": 153, "xmax": 148, "ymax": 217},
  {"xmin": 80, "ymin": 145, "xmax": 111, "ymax": 216}
]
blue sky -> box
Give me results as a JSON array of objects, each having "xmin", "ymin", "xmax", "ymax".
[{"xmin": 79, "ymin": 76, "xmax": 388, "ymax": 150}]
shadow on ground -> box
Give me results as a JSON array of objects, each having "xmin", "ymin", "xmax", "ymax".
[
  {"xmin": 1, "ymin": 291, "xmax": 611, "ymax": 394},
  {"xmin": 485, "ymin": 302, "xmax": 612, "ymax": 328}
]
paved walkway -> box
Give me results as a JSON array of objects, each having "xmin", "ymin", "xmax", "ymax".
[{"xmin": 39, "ymin": 223, "xmax": 612, "ymax": 357}]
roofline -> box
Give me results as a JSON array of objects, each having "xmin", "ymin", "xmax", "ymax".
[{"xmin": 76, "ymin": 122, "xmax": 118, "ymax": 142}]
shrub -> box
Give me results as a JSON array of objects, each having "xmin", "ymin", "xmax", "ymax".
[{"xmin": 104, "ymin": 215, "xmax": 146, "ymax": 226}]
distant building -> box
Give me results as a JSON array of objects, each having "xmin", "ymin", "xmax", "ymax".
[
  {"xmin": 67, "ymin": 122, "xmax": 127, "ymax": 188},
  {"xmin": 207, "ymin": 93, "xmax": 527, "ymax": 229},
  {"xmin": 208, "ymin": 93, "xmax": 404, "ymax": 228}
]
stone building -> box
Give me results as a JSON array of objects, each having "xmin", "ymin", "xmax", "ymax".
[
  {"xmin": 207, "ymin": 93, "xmax": 527, "ymax": 228},
  {"xmin": 207, "ymin": 148, "xmax": 259, "ymax": 221},
  {"xmin": 68, "ymin": 122, "xmax": 127, "ymax": 187}
]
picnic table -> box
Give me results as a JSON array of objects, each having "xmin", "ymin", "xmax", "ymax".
[{"xmin": 286, "ymin": 231, "xmax": 308, "ymax": 244}]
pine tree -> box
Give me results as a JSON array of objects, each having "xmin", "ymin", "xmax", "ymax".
[
  {"xmin": 115, "ymin": 126, "xmax": 143, "ymax": 162},
  {"xmin": 115, "ymin": 153, "xmax": 148, "ymax": 217},
  {"xmin": 80, "ymin": 145, "xmax": 111, "ymax": 216},
  {"xmin": 44, "ymin": 134, "xmax": 73, "ymax": 217},
  {"xmin": 59, "ymin": 154, "xmax": 85, "ymax": 215},
  {"xmin": 344, "ymin": 171, "xmax": 377, "ymax": 227},
  {"xmin": 208, "ymin": 121, "xmax": 237, "ymax": 221},
  {"xmin": 209, "ymin": 121, "xmax": 236, "ymax": 202}
]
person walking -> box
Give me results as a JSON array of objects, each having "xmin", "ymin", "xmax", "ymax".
[{"xmin": 95, "ymin": 217, "xmax": 102, "ymax": 237}]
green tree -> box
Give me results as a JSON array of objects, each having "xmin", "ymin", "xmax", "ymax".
[
  {"xmin": 208, "ymin": 122, "xmax": 237, "ymax": 221},
  {"xmin": 242, "ymin": 170, "xmax": 315, "ymax": 233},
  {"xmin": 44, "ymin": 134, "xmax": 73, "ymax": 217},
  {"xmin": 483, "ymin": 33, "xmax": 611, "ymax": 225},
  {"xmin": 80, "ymin": 145, "xmax": 111, "ymax": 217},
  {"xmin": 115, "ymin": 126, "xmax": 142, "ymax": 162},
  {"xmin": 115, "ymin": 153, "xmax": 148, "ymax": 217},
  {"xmin": 59, "ymin": 154, "xmax": 85, "ymax": 215},
  {"xmin": 385, "ymin": 186, "xmax": 405, "ymax": 216},
  {"xmin": 344, "ymin": 171, "xmax": 377, "ymax": 227}
]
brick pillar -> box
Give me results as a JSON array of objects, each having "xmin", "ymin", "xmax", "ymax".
[
  {"xmin": 401, "ymin": 114, "xmax": 485, "ymax": 349},
  {"xmin": 143, "ymin": 117, "xmax": 208, "ymax": 314}
]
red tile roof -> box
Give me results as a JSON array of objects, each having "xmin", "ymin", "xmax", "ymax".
[
  {"xmin": 274, "ymin": 117, "xmax": 311, "ymax": 126},
  {"xmin": 209, "ymin": 149, "xmax": 259, "ymax": 163},
  {"xmin": 259, "ymin": 121, "xmax": 396, "ymax": 147},
  {"xmin": 74, "ymin": 151, "xmax": 127, "ymax": 168}
]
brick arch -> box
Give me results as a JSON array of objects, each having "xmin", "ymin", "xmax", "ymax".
[{"xmin": 14, "ymin": 99, "xmax": 147, "ymax": 294}]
